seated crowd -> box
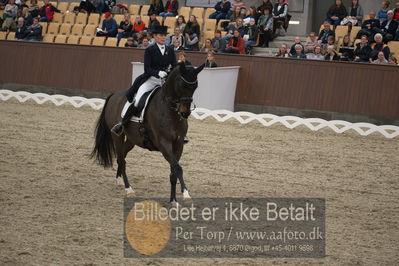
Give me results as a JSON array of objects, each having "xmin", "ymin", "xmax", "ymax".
[{"xmin": 0, "ymin": 0, "xmax": 398, "ymax": 65}]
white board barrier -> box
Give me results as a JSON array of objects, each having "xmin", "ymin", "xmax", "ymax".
[{"xmin": 131, "ymin": 62, "xmax": 240, "ymax": 112}]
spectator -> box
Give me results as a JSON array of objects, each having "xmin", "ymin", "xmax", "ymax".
[
  {"xmin": 166, "ymin": 27, "xmax": 184, "ymax": 47},
  {"xmin": 38, "ymin": 0, "xmax": 61, "ymax": 22},
  {"xmin": 75, "ymin": 0, "xmax": 96, "ymax": 15},
  {"xmin": 322, "ymin": 35, "xmax": 337, "ymax": 54},
  {"xmin": 245, "ymin": 6, "xmax": 260, "ymax": 24},
  {"xmin": 226, "ymin": 18, "xmax": 247, "ymax": 40},
  {"xmin": 209, "ymin": 0, "xmax": 231, "ymax": 22},
  {"xmin": 325, "ymin": 45, "xmax": 340, "ymax": 60},
  {"xmin": 304, "ymin": 32, "xmax": 318, "ymax": 53},
  {"xmin": 212, "ymin": 30, "xmax": 226, "ymax": 52},
  {"xmin": 272, "ymin": 0, "xmax": 288, "ymax": 35},
  {"xmin": 160, "ymin": 0, "xmax": 178, "ymax": 19},
  {"xmin": 205, "ymin": 51, "xmax": 218, "ymax": 68},
  {"xmin": 138, "ymin": 37, "xmax": 150, "ymax": 48},
  {"xmin": 341, "ymin": 0, "xmax": 364, "ymax": 26},
  {"xmin": 177, "ymin": 51, "xmax": 192, "ymax": 65},
  {"xmin": 379, "ymin": 10, "xmax": 398, "ymax": 42},
  {"xmin": 339, "ymin": 35, "xmax": 355, "ymax": 61},
  {"xmin": 124, "ymin": 37, "xmax": 137, "ymax": 47},
  {"xmin": 24, "ymin": 17, "xmax": 42, "ymax": 41},
  {"xmin": 172, "ymin": 38, "xmax": 184, "ymax": 50},
  {"xmin": 388, "ymin": 55, "xmax": 398, "ymax": 65},
  {"xmin": 229, "ymin": 0, "xmax": 246, "ymax": 20},
  {"xmin": 275, "ymin": 43, "xmax": 289, "ymax": 57},
  {"xmin": 224, "ymin": 29, "xmax": 245, "ymax": 54},
  {"xmin": 257, "ymin": 0, "xmax": 273, "ymax": 14},
  {"xmin": 15, "ymin": 17, "xmax": 27, "ymax": 40},
  {"xmin": 377, "ymin": 0, "xmax": 390, "ymax": 23},
  {"xmin": 96, "ymin": 0, "xmax": 115, "ymax": 13},
  {"xmin": 201, "ymin": 38, "xmax": 214, "ymax": 52},
  {"xmin": 326, "ymin": 0, "xmax": 347, "ymax": 27},
  {"xmin": 370, "ymin": 33, "xmax": 390, "ymax": 60},
  {"xmin": 148, "ymin": 0, "xmax": 164, "ymax": 16},
  {"xmin": 97, "ymin": 12, "xmax": 117, "ymax": 37},
  {"xmin": 306, "ymin": 45, "xmax": 325, "ymax": 60},
  {"xmin": 183, "ymin": 15, "xmax": 200, "ymax": 39},
  {"xmin": 373, "ymin": 51, "xmax": 389, "ymax": 64},
  {"xmin": 184, "ymin": 29, "xmax": 199, "ymax": 51},
  {"xmin": 318, "ymin": 21, "xmax": 335, "ymax": 44},
  {"xmin": 2, "ymin": 0, "xmax": 18, "ymax": 31},
  {"xmin": 394, "ymin": 1, "xmax": 399, "ymax": 21},
  {"xmin": 257, "ymin": 7, "xmax": 273, "ymax": 47},
  {"xmin": 245, "ymin": 18, "xmax": 258, "ymax": 52},
  {"xmin": 356, "ymin": 11, "xmax": 380, "ymax": 40},
  {"xmin": 354, "ymin": 35, "xmax": 372, "ymax": 62},
  {"xmin": 290, "ymin": 44, "xmax": 306, "ymax": 59},
  {"xmin": 289, "ymin": 36, "xmax": 304, "ymax": 56},
  {"xmin": 230, "ymin": 6, "xmax": 245, "ymax": 22},
  {"xmin": 117, "ymin": 14, "xmax": 133, "ymax": 41},
  {"xmin": 26, "ymin": 0, "xmax": 40, "ymax": 25},
  {"xmin": 132, "ymin": 15, "xmax": 146, "ymax": 33},
  {"xmin": 18, "ymin": 0, "xmax": 29, "ymax": 10},
  {"xmin": 174, "ymin": 16, "xmax": 186, "ymax": 33},
  {"xmin": 148, "ymin": 12, "xmax": 161, "ymax": 33}
]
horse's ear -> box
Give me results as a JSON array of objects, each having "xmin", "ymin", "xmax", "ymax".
[
  {"xmin": 195, "ymin": 63, "xmax": 205, "ymax": 75},
  {"xmin": 178, "ymin": 61, "xmax": 186, "ymax": 73}
]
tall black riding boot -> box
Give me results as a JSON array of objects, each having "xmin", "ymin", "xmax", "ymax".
[{"xmin": 111, "ymin": 104, "xmax": 139, "ymax": 136}]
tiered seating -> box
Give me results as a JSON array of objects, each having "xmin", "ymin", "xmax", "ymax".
[
  {"xmin": 179, "ymin": 7, "xmax": 190, "ymax": 19},
  {"xmin": 88, "ymin": 14, "xmax": 100, "ymax": 25},
  {"xmin": 389, "ymin": 41, "xmax": 399, "ymax": 60},
  {"xmin": 192, "ymin": 7, "xmax": 204, "ymax": 19},
  {"xmin": 80, "ymin": 36, "xmax": 92, "ymax": 45},
  {"xmin": 7, "ymin": 32, "xmax": 15, "ymax": 40},
  {"xmin": 59, "ymin": 23, "xmax": 72, "ymax": 35},
  {"xmin": 64, "ymin": 12, "xmax": 76, "ymax": 24},
  {"xmin": 67, "ymin": 35, "xmax": 80, "ymax": 44},
  {"xmin": 141, "ymin": 5, "xmax": 150, "ymax": 16},
  {"xmin": 105, "ymin": 37, "xmax": 118, "ymax": 47},
  {"xmin": 76, "ymin": 13, "xmax": 88, "ymax": 25},
  {"xmin": 55, "ymin": 35, "xmax": 67, "ymax": 43},
  {"xmin": 57, "ymin": 2, "xmax": 69, "ymax": 12},
  {"xmin": 129, "ymin": 5, "xmax": 140, "ymax": 15},
  {"xmin": 92, "ymin": 36, "xmax": 105, "ymax": 46}
]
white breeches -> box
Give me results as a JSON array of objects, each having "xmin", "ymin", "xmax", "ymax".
[{"xmin": 134, "ymin": 76, "xmax": 162, "ymax": 107}]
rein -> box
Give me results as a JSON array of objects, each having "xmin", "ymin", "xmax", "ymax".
[{"xmin": 166, "ymin": 75, "xmax": 198, "ymax": 119}]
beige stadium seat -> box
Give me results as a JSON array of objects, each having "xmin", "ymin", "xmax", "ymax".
[
  {"xmin": 204, "ymin": 19, "xmax": 216, "ymax": 32},
  {"xmin": 114, "ymin": 14, "xmax": 124, "ymax": 25},
  {"xmin": 156, "ymin": 16, "xmax": 163, "ymax": 22},
  {"xmin": 43, "ymin": 34, "xmax": 55, "ymax": 42},
  {"xmin": 141, "ymin": 16, "xmax": 149, "ymax": 27},
  {"xmin": 92, "ymin": 36, "xmax": 105, "ymax": 46},
  {"xmin": 76, "ymin": 13, "xmax": 88, "ymax": 25},
  {"xmin": 50, "ymin": 1, "xmax": 57, "ymax": 7},
  {"xmin": 350, "ymin": 26, "xmax": 361, "ymax": 43},
  {"xmin": 68, "ymin": 2, "xmax": 79, "ymax": 12},
  {"xmin": 164, "ymin": 17, "xmax": 175, "ymax": 30},
  {"xmin": 71, "ymin": 24, "xmax": 84, "ymax": 36},
  {"xmin": 6, "ymin": 32, "xmax": 15, "ymax": 40},
  {"xmin": 79, "ymin": 36, "xmax": 92, "ymax": 45},
  {"xmin": 119, "ymin": 38, "xmax": 127, "ymax": 47},
  {"xmin": 129, "ymin": 4, "xmax": 140, "ymax": 15},
  {"xmin": 192, "ymin": 7, "xmax": 204, "ymax": 19},
  {"xmin": 388, "ymin": 41, "xmax": 399, "ymax": 60},
  {"xmin": 63, "ymin": 12, "xmax": 76, "ymax": 24},
  {"xmin": 105, "ymin": 37, "xmax": 117, "ymax": 46},
  {"xmin": 37, "ymin": 0, "xmax": 44, "ymax": 7},
  {"xmin": 67, "ymin": 35, "xmax": 80, "ymax": 44},
  {"xmin": 54, "ymin": 34, "xmax": 67, "ymax": 43},
  {"xmin": 47, "ymin": 22, "xmax": 60, "ymax": 35},
  {"xmin": 59, "ymin": 23, "xmax": 72, "ymax": 35},
  {"xmin": 141, "ymin": 5, "xmax": 150, "ymax": 15},
  {"xmin": 205, "ymin": 8, "xmax": 216, "ymax": 19},
  {"xmin": 335, "ymin": 25, "xmax": 348, "ymax": 40},
  {"xmin": 39, "ymin": 22, "xmax": 48, "ymax": 34},
  {"xmin": 57, "ymin": 2, "xmax": 69, "ymax": 12},
  {"xmin": 0, "ymin": 31, "xmax": 7, "ymax": 40},
  {"xmin": 52, "ymin": 12, "xmax": 63, "ymax": 24},
  {"xmin": 203, "ymin": 30, "xmax": 214, "ymax": 41},
  {"xmin": 179, "ymin": 7, "xmax": 190, "ymax": 19},
  {"xmin": 88, "ymin": 13, "xmax": 100, "ymax": 25},
  {"xmin": 83, "ymin": 24, "xmax": 97, "ymax": 37}
]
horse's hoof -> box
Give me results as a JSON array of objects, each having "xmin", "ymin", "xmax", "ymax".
[
  {"xmin": 170, "ymin": 199, "xmax": 180, "ymax": 208},
  {"xmin": 182, "ymin": 189, "xmax": 192, "ymax": 203},
  {"xmin": 116, "ymin": 177, "xmax": 124, "ymax": 189},
  {"xmin": 125, "ymin": 187, "xmax": 136, "ymax": 197}
]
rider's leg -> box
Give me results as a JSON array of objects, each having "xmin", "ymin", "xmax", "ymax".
[{"xmin": 111, "ymin": 77, "xmax": 160, "ymax": 135}]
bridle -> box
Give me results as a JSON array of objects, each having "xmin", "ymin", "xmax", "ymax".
[{"xmin": 167, "ymin": 75, "xmax": 198, "ymax": 119}]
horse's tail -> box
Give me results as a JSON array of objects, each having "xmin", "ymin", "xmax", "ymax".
[{"xmin": 90, "ymin": 93, "xmax": 115, "ymax": 168}]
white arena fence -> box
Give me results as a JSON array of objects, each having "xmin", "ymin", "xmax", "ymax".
[{"xmin": 1, "ymin": 89, "xmax": 398, "ymax": 139}]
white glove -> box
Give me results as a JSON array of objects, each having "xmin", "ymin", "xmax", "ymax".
[{"xmin": 158, "ymin": 71, "xmax": 167, "ymax": 78}]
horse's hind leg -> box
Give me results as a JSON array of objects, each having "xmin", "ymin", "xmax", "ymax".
[{"xmin": 114, "ymin": 135, "xmax": 135, "ymax": 197}]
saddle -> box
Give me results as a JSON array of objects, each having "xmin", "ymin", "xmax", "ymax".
[{"xmin": 121, "ymin": 86, "xmax": 160, "ymax": 123}]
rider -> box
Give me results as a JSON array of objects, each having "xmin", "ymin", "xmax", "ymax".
[{"xmin": 111, "ymin": 25, "xmax": 177, "ymax": 135}]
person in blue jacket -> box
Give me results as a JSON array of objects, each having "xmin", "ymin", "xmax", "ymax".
[{"xmin": 97, "ymin": 12, "xmax": 117, "ymax": 37}]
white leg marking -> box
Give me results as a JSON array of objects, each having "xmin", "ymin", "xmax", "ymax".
[
  {"xmin": 182, "ymin": 189, "xmax": 192, "ymax": 202},
  {"xmin": 125, "ymin": 186, "xmax": 135, "ymax": 197}
]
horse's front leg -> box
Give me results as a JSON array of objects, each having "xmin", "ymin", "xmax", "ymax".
[{"xmin": 159, "ymin": 139, "xmax": 191, "ymax": 204}]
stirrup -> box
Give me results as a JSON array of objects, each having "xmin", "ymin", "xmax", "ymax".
[{"xmin": 111, "ymin": 122, "xmax": 124, "ymax": 136}]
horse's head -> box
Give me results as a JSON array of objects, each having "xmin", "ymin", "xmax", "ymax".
[{"xmin": 166, "ymin": 62, "xmax": 205, "ymax": 119}]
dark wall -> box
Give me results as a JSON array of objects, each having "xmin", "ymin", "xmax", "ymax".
[{"xmin": 1, "ymin": 41, "xmax": 398, "ymax": 120}]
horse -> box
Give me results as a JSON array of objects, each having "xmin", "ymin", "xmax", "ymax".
[{"xmin": 91, "ymin": 62, "xmax": 205, "ymax": 204}]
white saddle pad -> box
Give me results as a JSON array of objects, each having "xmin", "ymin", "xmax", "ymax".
[{"xmin": 121, "ymin": 88, "xmax": 159, "ymax": 123}]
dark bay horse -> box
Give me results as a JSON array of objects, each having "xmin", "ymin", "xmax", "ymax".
[{"xmin": 91, "ymin": 62, "xmax": 204, "ymax": 204}]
